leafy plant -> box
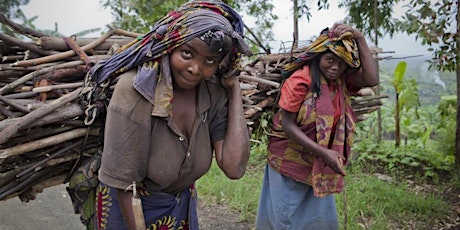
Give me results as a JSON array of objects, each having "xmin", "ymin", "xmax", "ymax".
[
  {"xmin": 249, "ymin": 111, "xmax": 273, "ymax": 165},
  {"xmin": 434, "ymin": 95, "xmax": 456, "ymax": 156},
  {"xmin": 390, "ymin": 61, "xmax": 420, "ymax": 147},
  {"xmin": 353, "ymin": 139, "xmax": 454, "ymax": 182}
]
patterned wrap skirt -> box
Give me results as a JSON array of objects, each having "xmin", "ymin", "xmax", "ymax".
[{"xmin": 95, "ymin": 182, "xmax": 198, "ymax": 230}]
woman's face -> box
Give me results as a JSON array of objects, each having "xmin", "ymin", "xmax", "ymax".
[
  {"xmin": 170, "ymin": 37, "xmax": 222, "ymax": 90},
  {"xmin": 319, "ymin": 52, "xmax": 348, "ymax": 81}
]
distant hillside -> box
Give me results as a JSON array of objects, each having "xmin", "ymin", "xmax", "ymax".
[{"xmin": 378, "ymin": 56, "xmax": 455, "ymax": 105}]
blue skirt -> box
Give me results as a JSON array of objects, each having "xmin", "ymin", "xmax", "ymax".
[
  {"xmin": 255, "ymin": 164, "xmax": 339, "ymax": 230},
  {"xmin": 95, "ymin": 182, "xmax": 199, "ymax": 230}
]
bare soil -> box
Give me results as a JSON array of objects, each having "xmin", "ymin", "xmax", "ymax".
[
  {"xmin": 198, "ymin": 201, "xmax": 253, "ymax": 230},
  {"xmin": 0, "ymin": 184, "xmax": 253, "ymax": 230}
]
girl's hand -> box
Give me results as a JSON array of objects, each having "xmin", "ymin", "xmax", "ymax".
[
  {"xmin": 330, "ymin": 22, "xmax": 364, "ymax": 40},
  {"xmin": 321, "ymin": 148, "xmax": 347, "ymax": 176}
]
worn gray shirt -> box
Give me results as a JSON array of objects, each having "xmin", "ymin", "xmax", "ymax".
[{"xmin": 98, "ymin": 70, "xmax": 228, "ymax": 194}]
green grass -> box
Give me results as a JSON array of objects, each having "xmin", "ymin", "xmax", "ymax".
[
  {"xmin": 336, "ymin": 169, "xmax": 451, "ymax": 229},
  {"xmin": 196, "ymin": 154, "xmax": 454, "ymax": 229},
  {"xmin": 196, "ymin": 160, "xmax": 264, "ymax": 222}
]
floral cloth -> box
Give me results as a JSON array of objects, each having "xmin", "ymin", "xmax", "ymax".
[{"xmin": 96, "ymin": 182, "xmax": 198, "ymax": 230}]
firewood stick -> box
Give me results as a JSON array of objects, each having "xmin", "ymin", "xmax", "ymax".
[
  {"xmin": 0, "ymin": 127, "xmax": 99, "ymax": 162},
  {"xmin": 239, "ymin": 75, "xmax": 280, "ymax": 88},
  {"xmin": 353, "ymin": 106, "xmax": 381, "ymax": 116},
  {"xmin": 0, "ymin": 165, "xmax": 54, "ymax": 198},
  {"xmin": 37, "ymin": 36, "xmax": 134, "ymax": 51},
  {"xmin": 17, "ymin": 174, "xmax": 68, "ymax": 202},
  {"xmin": 3, "ymin": 91, "xmax": 36, "ymax": 99},
  {"xmin": 42, "ymin": 65, "xmax": 88, "ymax": 81},
  {"xmin": 351, "ymin": 95, "xmax": 389, "ymax": 104},
  {"xmin": 0, "ymin": 103, "xmax": 15, "ymax": 118},
  {"xmin": 0, "ymin": 165, "xmax": 29, "ymax": 187},
  {"xmin": 4, "ymin": 99, "xmax": 48, "ymax": 109},
  {"xmin": 0, "ymin": 165, "xmax": 65, "ymax": 201},
  {"xmin": 0, "ymin": 62, "xmax": 61, "ymax": 71},
  {"xmin": 0, "ymin": 103, "xmax": 83, "ymax": 131},
  {"xmin": 0, "ymin": 32, "xmax": 57, "ymax": 56},
  {"xmin": 351, "ymin": 100, "xmax": 383, "ymax": 109},
  {"xmin": 2, "ymin": 55, "xmax": 25, "ymax": 62},
  {"xmin": 12, "ymin": 29, "xmax": 142, "ymax": 67},
  {"xmin": 15, "ymin": 140, "xmax": 83, "ymax": 178},
  {"xmin": 0, "ymin": 69, "xmax": 30, "ymax": 79},
  {"xmin": 259, "ymin": 73, "xmax": 282, "ymax": 81},
  {"xmin": 256, "ymin": 53, "xmax": 291, "ymax": 63},
  {"xmin": 33, "ymin": 82, "xmax": 83, "ymax": 93},
  {"xmin": 243, "ymin": 65, "xmax": 265, "ymax": 74},
  {"xmin": 244, "ymin": 97, "xmax": 275, "ymax": 119},
  {"xmin": 58, "ymin": 119, "xmax": 86, "ymax": 127},
  {"xmin": 0, "ymin": 60, "xmax": 84, "ymax": 95},
  {"xmin": 7, "ymin": 126, "xmax": 76, "ymax": 148},
  {"xmin": 266, "ymin": 89, "xmax": 279, "ymax": 96},
  {"xmin": 45, "ymin": 153, "xmax": 79, "ymax": 166},
  {"xmin": 0, "ymin": 88, "xmax": 81, "ymax": 144},
  {"xmin": 242, "ymin": 96, "xmax": 253, "ymax": 105},
  {"xmin": 0, "ymin": 94, "xmax": 31, "ymax": 113},
  {"xmin": 240, "ymin": 82, "xmax": 257, "ymax": 90}
]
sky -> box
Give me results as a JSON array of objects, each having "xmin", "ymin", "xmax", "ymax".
[{"xmin": 19, "ymin": 0, "xmax": 431, "ymax": 57}]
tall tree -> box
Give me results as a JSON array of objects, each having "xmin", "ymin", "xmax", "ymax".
[
  {"xmin": 339, "ymin": 0, "xmax": 400, "ymax": 44},
  {"xmin": 396, "ymin": 0, "xmax": 459, "ymax": 176}
]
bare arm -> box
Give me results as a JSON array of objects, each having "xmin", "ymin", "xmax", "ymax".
[
  {"xmin": 280, "ymin": 109, "xmax": 346, "ymax": 176},
  {"xmin": 330, "ymin": 23, "xmax": 379, "ymax": 88},
  {"xmin": 116, "ymin": 189, "xmax": 137, "ymax": 230},
  {"xmin": 214, "ymin": 76, "xmax": 250, "ymax": 179}
]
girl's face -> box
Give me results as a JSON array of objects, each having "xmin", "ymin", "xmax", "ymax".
[
  {"xmin": 319, "ymin": 52, "xmax": 348, "ymax": 81},
  {"xmin": 170, "ymin": 38, "xmax": 222, "ymax": 90}
]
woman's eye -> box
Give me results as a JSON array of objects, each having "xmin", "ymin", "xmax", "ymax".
[
  {"xmin": 182, "ymin": 50, "xmax": 192, "ymax": 58},
  {"xmin": 206, "ymin": 58, "xmax": 216, "ymax": 64}
]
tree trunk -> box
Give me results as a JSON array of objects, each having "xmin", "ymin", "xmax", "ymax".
[
  {"xmin": 292, "ymin": 0, "xmax": 299, "ymax": 49},
  {"xmin": 455, "ymin": 2, "xmax": 460, "ymax": 178},
  {"xmin": 395, "ymin": 93, "xmax": 400, "ymax": 147},
  {"xmin": 374, "ymin": 0, "xmax": 382, "ymax": 143}
]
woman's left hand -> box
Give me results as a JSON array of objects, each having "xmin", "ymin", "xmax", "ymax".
[{"xmin": 221, "ymin": 75, "xmax": 240, "ymax": 90}]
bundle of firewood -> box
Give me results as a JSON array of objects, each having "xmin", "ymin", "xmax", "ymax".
[{"xmin": 0, "ymin": 14, "xmax": 387, "ymax": 202}]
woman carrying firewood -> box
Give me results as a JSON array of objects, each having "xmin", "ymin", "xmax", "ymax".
[
  {"xmin": 85, "ymin": 1, "xmax": 251, "ymax": 229},
  {"xmin": 255, "ymin": 23, "xmax": 378, "ymax": 230}
]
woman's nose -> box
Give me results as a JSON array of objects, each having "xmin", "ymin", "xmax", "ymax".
[
  {"xmin": 331, "ymin": 62, "xmax": 340, "ymax": 70},
  {"xmin": 187, "ymin": 61, "xmax": 202, "ymax": 76}
]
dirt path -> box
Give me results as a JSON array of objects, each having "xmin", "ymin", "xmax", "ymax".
[
  {"xmin": 0, "ymin": 184, "xmax": 253, "ymax": 230},
  {"xmin": 198, "ymin": 201, "xmax": 253, "ymax": 230}
]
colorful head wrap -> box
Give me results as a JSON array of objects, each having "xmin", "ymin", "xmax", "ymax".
[
  {"xmin": 284, "ymin": 27, "xmax": 361, "ymax": 77},
  {"xmin": 85, "ymin": 1, "xmax": 251, "ymax": 104}
]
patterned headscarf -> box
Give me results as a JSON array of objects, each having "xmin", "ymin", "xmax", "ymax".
[
  {"xmin": 81, "ymin": 1, "xmax": 251, "ymax": 123},
  {"xmin": 284, "ymin": 27, "xmax": 361, "ymax": 77}
]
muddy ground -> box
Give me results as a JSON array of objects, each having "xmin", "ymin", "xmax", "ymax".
[{"xmin": 0, "ymin": 184, "xmax": 253, "ymax": 230}]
